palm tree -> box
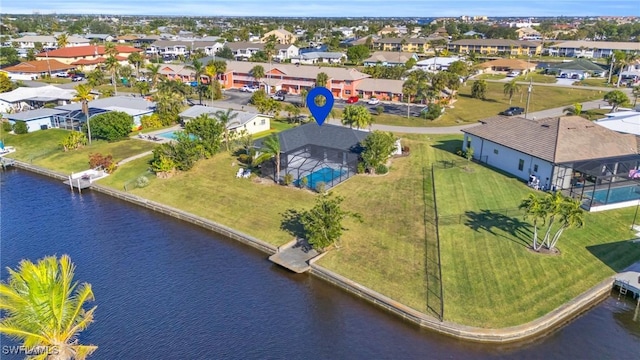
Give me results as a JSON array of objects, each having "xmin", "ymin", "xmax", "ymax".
[
  {"xmin": 616, "ymin": 52, "xmax": 638, "ymax": 88},
  {"xmin": 213, "ymin": 60, "xmax": 227, "ymax": 82},
  {"xmin": 316, "ymin": 72, "xmax": 329, "ymax": 88},
  {"xmin": 134, "ymin": 81, "xmax": 150, "ymax": 97},
  {"xmin": 104, "ymin": 42, "xmax": 118, "ymax": 58},
  {"xmin": 300, "ymin": 88, "xmax": 308, "ymax": 108},
  {"xmin": 104, "ymin": 56, "xmax": 120, "ymax": 96},
  {"xmin": 56, "ymin": 33, "xmax": 69, "ymax": 48},
  {"xmin": 0, "ymin": 255, "xmax": 98, "ymax": 360},
  {"xmin": 146, "ymin": 63, "xmax": 161, "ymax": 90},
  {"xmin": 563, "ymin": 103, "xmax": 582, "ymax": 116},
  {"xmin": 254, "ymin": 134, "xmax": 281, "ymax": 183},
  {"xmin": 519, "ymin": 193, "xmax": 547, "ymax": 251},
  {"xmin": 263, "ymin": 35, "xmax": 277, "ymax": 93},
  {"xmin": 503, "ymin": 80, "xmax": 522, "ymax": 105},
  {"xmin": 204, "ymin": 62, "xmax": 217, "ymax": 107},
  {"xmin": 214, "ymin": 108, "xmax": 239, "ymax": 152},
  {"xmin": 187, "ymin": 59, "xmax": 205, "ymax": 104},
  {"xmin": 127, "ymin": 52, "xmax": 144, "ymax": 78},
  {"xmin": 72, "ymin": 84, "xmax": 95, "ymax": 145},
  {"xmin": 402, "ymin": 79, "xmax": 418, "ymax": 118},
  {"xmin": 250, "ymin": 65, "xmax": 265, "ymax": 88},
  {"xmin": 548, "ymin": 197, "xmax": 585, "ymax": 249}
]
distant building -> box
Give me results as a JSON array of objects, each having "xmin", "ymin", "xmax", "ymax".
[
  {"xmin": 1, "ymin": 59, "xmax": 76, "ymax": 80},
  {"xmin": 548, "ymin": 41, "xmax": 640, "ymax": 59},
  {"xmin": 290, "ymin": 52, "xmax": 346, "ymax": 65},
  {"xmin": 363, "ymin": 51, "xmax": 419, "ymax": 67},
  {"xmin": 35, "ymin": 45, "xmax": 142, "ymax": 68},
  {"xmin": 261, "ymin": 29, "xmax": 296, "ymax": 44},
  {"xmin": 449, "ymin": 39, "xmax": 542, "ymax": 56}
]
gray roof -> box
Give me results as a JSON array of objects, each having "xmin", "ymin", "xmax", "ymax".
[
  {"xmin": 269, "ymin": 123, "xmax": 370, "ymax": 153},
  {"xmin": 463, "ymin": 116, "xmax": 638, "ymax": 163},
  {"xmin": 451, "ymin": 39, "xmax": 540, "ymax": 47},
  {"xmin": 4, "ymin": 108, "xmax": 68, "ymax": 121},
  {"xmin": 364, "ymin": 51, "xmax": 417, "ymax": 64},
  {"xmin": 300, "ymin": 52, "xmax": 345, "ymax": 60},
  {"xmin": 179, "ymin": 105, "xmax": 261, "ymax": 129},
  {"xmin": 56, "ymin": 96, "xmax": 156, "ymax": 112},
  {"xmin": 548, "ymin": 59, "xmax": 607, "ymax": 71},
  {"xmin": 225, "ymin": 41, "xmax": 294, "ymax": 51}
]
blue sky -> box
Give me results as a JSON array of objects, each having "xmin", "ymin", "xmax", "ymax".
[{"xmin": 2, "ymin": 0, "xmax": 639, "ymax": 17}]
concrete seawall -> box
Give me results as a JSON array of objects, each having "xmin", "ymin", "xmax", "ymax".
[{"xmin": 10, "ymin": 160, "xmax": 616, "ymax": 343}]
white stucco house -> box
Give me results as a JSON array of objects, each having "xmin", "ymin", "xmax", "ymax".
[
  {"xmin": 4, "ymin": 108, "xmax": 69, "ymax": 132},
  {"xmin": 462, "ymin": 115, "xmax": 640, "ymax": 211},
  {"xmin": 0, "ymin": 85, "xmax": 76, "ymax": 113},
  {"xmin": 178, "ymin": 105, "xmax": 270, "ymax": 135},
  {"xmin": 595, "ymin": 111, "xmax": 640, "ymax": 136}
]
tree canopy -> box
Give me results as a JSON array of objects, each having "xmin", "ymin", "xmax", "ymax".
[
  {"xmin": 603, "ymin": 90, "xmax": 629, "ymax": 112},
  {"xmin": 299, "ymin": 192, "xmax": 362, "ymax": 251},
  {"xmin": 346, "ymin": 45, "xmax": 370, "ymax": 64},
  {"xmin": 341, "ymin": 105, "xmax": 373, "ymax": 129},
  {"xmin": 87, "ymin": 111, "xmax": 133, "ymax": 141},
  {"xmin": 360, "ymin": 130, "xmax": 396, "ymax": 173}
]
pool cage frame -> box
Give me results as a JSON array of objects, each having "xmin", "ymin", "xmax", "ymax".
[
  {"xmin": 554, "ymin": 154, "xmax": 640, "ymax": 211},
  {"xmin": 261, "ymin": 143, "xmax": 360, "ymax": 190}
]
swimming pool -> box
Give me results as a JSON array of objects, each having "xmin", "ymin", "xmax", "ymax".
[
  {"xmin": 295, "ymin": 167, "xmax": 346, "ymax": 190},
  {"xmin": 584, "ymin": 185, "xmax": 640, "ymax": 204},
  {"xmin": 157, "ymin": 130, "xmax": 195, "ymax": 141}
]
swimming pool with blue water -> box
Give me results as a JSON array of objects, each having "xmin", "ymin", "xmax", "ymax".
[
  {"xmin": 157, "ymin": 130, "xmax": 196, "ymax": 141},
  {"xmin": 295, "ymin": 167, "xmax": 346, "ymax": 189},
  {"xmin": 584, "ymin": 185, "xmax": 640, "ymax": 204}
]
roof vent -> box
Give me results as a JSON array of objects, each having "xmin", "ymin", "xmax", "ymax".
[{"xmin": 541, "ymin": 124, "xmax": 550, "ymax": 128}]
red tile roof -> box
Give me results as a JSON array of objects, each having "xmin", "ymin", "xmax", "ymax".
[
  {"xmin": 37, "ymin": 45, "xmax": 141, "ymax": 58},
  {"xmin": 71, "ymin": 57, "xmax": 106, "ymax": 65},
  {"xmin": 2, "ymin": 59, "xmax": 76, "ymax": 73}
]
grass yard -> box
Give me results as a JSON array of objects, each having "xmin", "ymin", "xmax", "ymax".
[
  {"xmin": 251, "ymin": 119, "xmax": 296, "ymax": 139},
  {"xmin": 3, "ymin": 129, "xmax": 156, "ymax": 173},
  {"xmin": 475, "ymin": 74, "xmax": 507, "ymax": 80},
  {"xmin": 14, "ymin": 128, "xmax": 640, "ymax": 328},
  {"xmin": 574, "ymin": 78, "xmax": 612, "ymax": 88},
  {"xmin": 514, "ymin": 72, "xmax": 557, "ymax": 83}
]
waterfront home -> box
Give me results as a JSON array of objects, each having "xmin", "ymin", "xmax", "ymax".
[
  {"xmin": 0, "ymin": 85, "xmax": 76, "ymax": 113},
  {"xmin": 179, "ymin": 105, "xmax": 270, "ymax": 135},
  {"xmin": 53, "ymin": 96, "xmax": 156, "ymax": 130},
  {"xmin": 3, "ymin": 108, "xmax": 70, "ymax": 132},
  {"xmin": 462, "ymin": 115, "xmax": 640, "ymax": 211}
]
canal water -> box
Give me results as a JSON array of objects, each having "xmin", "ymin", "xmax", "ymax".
[{"xmin": 1, "ymin": 169, "xmax": 638, "ymax": 359}]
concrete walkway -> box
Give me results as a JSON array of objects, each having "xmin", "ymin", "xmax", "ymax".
[{"xmin": 117, "ymin": 150, "xmax": 153, "ymax": 165}]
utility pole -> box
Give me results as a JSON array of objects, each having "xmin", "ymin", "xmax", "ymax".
[{"xmin": 524, "ymin": 78, "xmax": 533, "ymax": 119}]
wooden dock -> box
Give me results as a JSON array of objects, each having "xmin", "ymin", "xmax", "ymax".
[
  {"xmin": 0, "ymin": 157, "xmax": 14, "ymax": 170},
  {"xmin": 614, "ymin": 271, "xmax": 640, "ymax": 299},
  {"xmin": 269, "ymin": 238, "xmax": 320, "ymax": 273}
]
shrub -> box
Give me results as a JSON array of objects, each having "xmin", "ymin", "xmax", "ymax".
[
  {"xmin": 357, "ymin": 162, "xmax": 365, "ymax": 174},
  {"xmin": 315, "ymin": 181, "xmax": 326, "ymax": 194},
  {"xmin": 2, "ymin": 121, "xmax": 12, "ymax": 132},
  {"xmin": 283, "ymin": 173, "xmax": 294, "ymax": 186},
  {"xmin": 60, "ymin": 131, "xmax": 87, "ymax": 151},
  {"xmin": 421, "ymin": 104, "xmax": 443, "ymax": 121},
  {"xmin": 375, "ymin": 164, "xmax": 388, "ymax": 174},
  {"xmin": 135, "ymin": 176, "xmax": 150, "ymax": 188},
  {"xmin": 237, "ymin": 153, "xmax": 251, "ymax": 164},
  {"xmin": 88, "ymin": 111, "xmax": 134, "ymax": 141},
  {"xmin": 88, "ymin": 153, "xmax": 117, "ymax": 173},
  {"xmin": 375, "ymin": 105, "xmax": 384, "ymax": 115},
  {"xmin": 300, "ymin": 177, "xmax": 308, "ymax": 188},
  {"xmin": 13, "ymin": 121, "xmax": 28, "ymax": 134},
  {"xmin": 141, "ymin": 114, "xmax": 163, "ymax": 129}
]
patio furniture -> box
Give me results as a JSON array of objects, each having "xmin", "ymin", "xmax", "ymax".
[{"xmin": 235, "ymin": 168, "xmax": 244, "ymax": 178}]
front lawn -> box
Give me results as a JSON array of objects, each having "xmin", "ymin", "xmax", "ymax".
[{"xmin": 514, "ymin": 72, "xmax": 557, "ymax": 83}]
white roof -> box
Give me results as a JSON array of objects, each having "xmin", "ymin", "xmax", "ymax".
[
  {"xmin": 595, "ymin": 111, "xmax": 640, "ymax": 136},
  {"xmin": 0, "ymin": 85, "xmax": 76, "ymax": 103},
  {"xmin": 416, "ymin": 57, "xmax": 461, "ymax": 66}
]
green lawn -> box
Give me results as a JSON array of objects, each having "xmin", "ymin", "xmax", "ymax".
[
  {"xmin": 12, "ymin": 130, "xmax": 640, "ymax": 328},
  {"xmin": 514, "ymin": 72, "xmax": 557, "ymax": 83},
  {"xmin": 3, "ymin": 129, "xmax": 157, "ymax": 173},
  {"xmin": 474, "ymin": 73, "xmax": 506, "ymax": 80},
  {"xmin": 574, "ymin": 78, "xmax": 612, "ymax": 88}
]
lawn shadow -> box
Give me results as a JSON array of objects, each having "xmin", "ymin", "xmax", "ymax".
[
  {"xmin": 464, "ymin": 209, "xmax": 532, "ymax": 247},
  {"xmin": 431, "ymin": 139, "xmax": 463, "ymax": 155},
  {"xmin": 280, "ymin": 208, "xmax": 305, "ymax": 239},
  {"xmin": 586, "ymin": 240, "xmax": 640, "ymax": 272}
]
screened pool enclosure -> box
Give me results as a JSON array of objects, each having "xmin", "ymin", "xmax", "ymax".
[{"xmin": 555, "ymin": 154, "xmax": 640, "ymax": 211}]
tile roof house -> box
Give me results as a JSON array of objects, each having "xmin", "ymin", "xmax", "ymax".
[
  {"xmin": 1, "ymin": 60, "xmax": 76, "ymax": 80},
  {"xmin": 462, "ymin": 116, "xmax": 640, "ymax": 209},
  {"xmin": 12, "ymin": 35, "xmax": 90, "ymax": 50},
  {"xmin": 548, "ymin": 41, "xmax": 640, "ymax": 59},
  {"xmin": 35, "ymin": 45, "xmax": 142, "ymax": 65},
  {"xmin": 363, "ymin": 51, "xmax": 419, "ymax": 67},
  {"xmin": 478, "ymin": 58, "xmax": 537, "ymax": 72}
]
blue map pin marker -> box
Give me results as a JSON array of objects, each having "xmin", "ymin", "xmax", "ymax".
[{"xmin": 306, "ymin": 87, "xmax": 334, "ymax": 126}]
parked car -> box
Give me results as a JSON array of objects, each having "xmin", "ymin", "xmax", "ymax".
[
  {"xmin": 275, "ymin": 89, "xmax": 288, "ymax": 96},
  {"xmin": 241, "ymin": 85, "xmax": 259, "ymax": 93},
  {"xmin": 367, "ymin": 98, "xmax": 380, "ymax": 105},
  {"xmin": 506, "ymin": 71, "xmax": 521, "ymax": 77},
  {"xmin": 271, "ymin": 93, "xmax": 286, "ymax": 101},
  {"xmin": 71, "ymin": 75, "xmax": 85, "ymax": 82},
  {"xmin": 500, "ymin": 106, "xmax": 525, "ymax": 116},
  {"xmin": 55, "ymin": 72, "xmax": 70, "ymax": 78},
  {"xmin": 345, "ymin": 96, "xmax": 359, "ymax": 104}
]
